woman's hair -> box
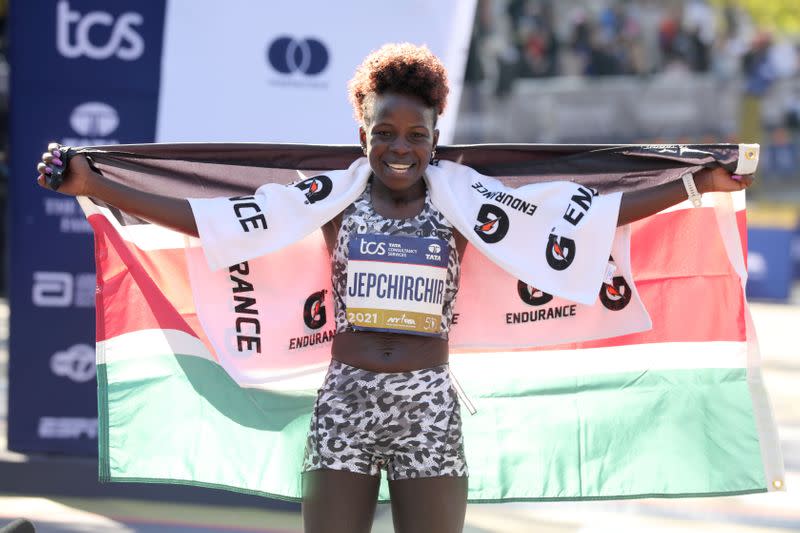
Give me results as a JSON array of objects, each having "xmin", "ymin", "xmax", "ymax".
[{"xmin": 348, "ymin": 43, "xmax": 449, "ymax": 126}]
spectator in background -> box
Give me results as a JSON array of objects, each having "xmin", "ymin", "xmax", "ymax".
[
  {"xmin": 514, "ymin": 0, "xmax": 559, "ymax": 77},
  {"xmin": 462, "ymin": 0, "xmax": 798, "ymax": 86},
  {"xmin": 682, "ymin": 0, "xmax": 716, "ymax": 72}
]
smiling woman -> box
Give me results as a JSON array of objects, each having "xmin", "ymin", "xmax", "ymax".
[{"xmin": 36, "ymin": 41, "xmax": 754, "ymax": 533}]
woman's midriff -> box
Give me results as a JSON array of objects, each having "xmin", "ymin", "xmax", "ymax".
[{"xmin": 331, "ymin": 330, "xmax": 449, "ymax": 372}]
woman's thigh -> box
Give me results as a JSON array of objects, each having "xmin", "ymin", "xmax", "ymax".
[
  {"xmin": 302, "ymin": 469, "xmax": 380, "ymax": 533},
  {"xmin": 388, "ymin": 475, "xmax": 468, "ymax": 533}
]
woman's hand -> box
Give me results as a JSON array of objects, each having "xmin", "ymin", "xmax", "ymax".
[
  {"xmin": 36, "ymin": 143, "xmax": 98, "ymax": 196},
  {"xmin": 37, "ymin": 142, "xmax": 199, "ymax": 237},
  {"xmin": 617, "ymin": 166, "xmax": 755, "ymax": 226},
  {"xmin": 694, "ymin": 167, "xmax": 754, "ymax": 194}
]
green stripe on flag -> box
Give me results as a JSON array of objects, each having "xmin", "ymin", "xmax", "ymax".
[{"xmin": 98, "ymin": 353, "xmax": 766, "ymax": 502}]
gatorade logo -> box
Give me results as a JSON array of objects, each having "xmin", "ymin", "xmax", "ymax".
[
  {"xmin": 474, "ymin": 204, "xmax": 510, "ymax": 244},
  {"xmin": 303, "ymin": 290, "xmax": 327, "ymax": 329},
  {"xmin": 545, "ymin": 232, "xmax": 576, "ymax": 271},
  {"xmin": 295, "ymin": 175, "xmax": 333, "ymax": 204},
  {"xmin": 516, "ymin": 281, "xmax": 554, "ymax": 306},
  {"xmin": 599, "ymin": 276, "xmax": 632, "ymax": 311},
  {"xmin": 56, "ymin": 0, "xmax": 145, "ymax": 61}
]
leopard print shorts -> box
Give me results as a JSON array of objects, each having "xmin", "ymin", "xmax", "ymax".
[{"xmin": 302, "ymin": 360, "xmax": 468, "ymax": 480}]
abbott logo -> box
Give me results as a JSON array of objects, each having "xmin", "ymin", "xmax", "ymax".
[
  {"xmin": 50, "ymin": 344, "xmax": 96, "ymax": 383},
  {"xmin": 33, "ymin": 271, "xmax": 72, "ymax": 307},
  {"xmin": 56, "ymin": 0, "xmax": 144, "ymax": 60},
  {"xmin": 70, "ymin": 102, "xmax": 119, "ymax": 137},
  {"xmin": 267, "ymin": 37, "xmax": 329, "ymax": 75}
]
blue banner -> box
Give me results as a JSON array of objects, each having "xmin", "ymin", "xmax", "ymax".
[
  {"xmin": 746, "ymin": 226, "xmax": 794, "ymax": 302},
  {"xmin": 8, "ymin": 0, "xmax": 166, "ymax": 454}
]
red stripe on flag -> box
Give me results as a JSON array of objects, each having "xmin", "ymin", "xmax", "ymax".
[
  {"xmin": 527, "ymin": 207, "xmax": 747, "ymax": 352},
  {"xmin": 89, "ymin": 214, "xmax": 214, "ymax": 357},
  {"xmin": 630, "ymin": 207, "xmax": 743, "ymax": 280}
]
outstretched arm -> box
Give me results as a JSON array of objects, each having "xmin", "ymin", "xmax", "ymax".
[
  {"xmin": 37, "ymin": 144, "xmax": 198, "ymax": 237},
  {"xmin": 617, "ymin": 167, "xmax": 753, "ymax": 226}
]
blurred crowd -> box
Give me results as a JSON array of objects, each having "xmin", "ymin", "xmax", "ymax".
[{"xmin": 466, "ymin": 0, "xmax": 800, "ymax": 93}]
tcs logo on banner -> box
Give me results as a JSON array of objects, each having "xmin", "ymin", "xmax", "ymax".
[{"xmin": 56, "ymin": 0, "xmax": 144, "ymax": 60}]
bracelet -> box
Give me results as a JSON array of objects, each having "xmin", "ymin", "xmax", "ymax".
[{"xmin": 681, "ymin": 173, "xmax": 702, "ymax": 208}]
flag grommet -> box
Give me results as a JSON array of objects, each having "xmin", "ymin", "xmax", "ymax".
[{"xmin": 773, "ymin": 479, "xmax": 784, "ymax": 490}]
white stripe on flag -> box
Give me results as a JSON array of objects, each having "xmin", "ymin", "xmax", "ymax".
[
  {"xmin": 78, "ymin": 197, "xmax": 200, "ymax": 250},
  {"xmin": 97, "ymin": 329, "xmax": 215, "ymax": 366},
  {"xmin": 657, "ymin": 189, "xmax": 745, "ymax": 215},
  {"xmin": 450, "ymin": 341, "xmax": 748, "ymax": 380},
  {"xmin": 99, "ymin": 330, "xmax": 748, "ymax": 388}
]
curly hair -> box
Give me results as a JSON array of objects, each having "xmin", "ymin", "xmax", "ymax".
[{"xmin": 348, "ymin": 43, "xmax": 449, "ymax": 125}]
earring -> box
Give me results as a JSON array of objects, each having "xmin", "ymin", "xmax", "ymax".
[
  {"xmin": 361, "ymin": 145, "xmax": 367, "ymax": 156},
  {"xmin": 429, "ymin": 149, "xmax": 437, "ymax": 164}
]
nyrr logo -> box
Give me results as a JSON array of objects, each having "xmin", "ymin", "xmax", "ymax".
[
  {"xmin": 56, "ymin": 0, "xmax": 144, "ymax": 61},
  {"xmin": 473, "ymin": 204, "xmax": 510, "ymax": 244},
  {"xmin": 295, "ymin": 175, "xmax": 333, "ymax": 204},
  {"xmin": 303, "ymin": 290, "xmax": 327, "ymax": 330},
  {"xmin": 267, "ymin": 37, "xmax": 329, "ymax": 75},
  {"xmin": 50, "ymin": 344, "xmax": 96, "ymax": 383},
  {"xmin": 516, "ymin": 282, "xmax": 554, "ymax": 306},
  {"xmin": 63, "ymin": 102, "xmax": 120, "ymax": 146},
  {"xmin": 545, "ymin": 232, "xmax": 576, "ymax": 271},
  {"xmin": 599, "ymin": 276, "xmax": 632, "ymax": 311}
]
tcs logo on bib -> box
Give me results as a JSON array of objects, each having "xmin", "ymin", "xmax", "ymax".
[
  {"xmin": 359, "ymin": 240, "xmax": 386, "ymax": 256},
  {"xmin": 56, "ymin": 0, "xmax": 145, "ymax": 61}
]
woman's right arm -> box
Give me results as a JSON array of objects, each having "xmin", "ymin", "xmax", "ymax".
[{"xmin": 37, "ymin": 144, "xmax": 198, "ymax": 237}]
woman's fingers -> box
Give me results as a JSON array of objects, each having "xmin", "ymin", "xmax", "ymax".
[
  {"xmin": 48, "ymin": 142, "xmax": 61, "ymax": 153},
  {"xmin": 36, "ymin": 162, "xmax": 51, "ymax": 175}
]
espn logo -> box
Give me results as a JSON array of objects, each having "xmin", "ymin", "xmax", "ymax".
[{"xmin": 38, "ymin": 417, "xmax": 97, "ymax": 439}]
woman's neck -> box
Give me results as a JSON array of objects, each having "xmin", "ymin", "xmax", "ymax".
[{"xmin": 370, "ymin": 177, "xmax": 426, "ymax": 219}]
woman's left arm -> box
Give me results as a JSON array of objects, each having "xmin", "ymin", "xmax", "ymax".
[{"xmin": 617, "ymin": 167, "xmax": 753, "ymax": 226}]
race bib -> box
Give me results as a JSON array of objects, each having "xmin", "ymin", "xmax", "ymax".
[{"xmin": 346, "ymin": 234, "xmax": 449, "ymax": 336}]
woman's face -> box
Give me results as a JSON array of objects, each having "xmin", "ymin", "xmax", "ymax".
[{"xmin": 359, "ymin": 92, "xmax": 439, "ymax": 193}]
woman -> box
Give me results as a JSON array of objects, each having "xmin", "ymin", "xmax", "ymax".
[{"xmin": 37, "ymin": 43, "xmax": 752, "ymax": 533}]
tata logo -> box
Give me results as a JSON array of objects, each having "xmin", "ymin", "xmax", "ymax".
[
  {"xmin": 359, "ymin": 240, "xmax": 386, "ymax": 256},
  {"xmin": 56, "ymin": 0, "xmax": 144, "ymax": 61},
  {"xmin": 426, "ymin": 242, "xmax": 442, "ymax": 261},
  {"xmin": 267, "ymin": 37, "xmax": 329, "ymax": 75},
  {"xmin": 70, "ymin": 102, "xmax": 119, "ymax": 137},
  {"xmin": 474, "ymin": 204, "xmax": 510, "ymax": 244},
  {"xmin": 545, "ymin": 232, "xmax": 576, "ymax": 271},
  {"xmin": 303, "ymin": 290, "xmax": 327, "ymax": 330},
  {"xmin": 50, "ymin": 344, "xmax": 96, "ymax": 383}
]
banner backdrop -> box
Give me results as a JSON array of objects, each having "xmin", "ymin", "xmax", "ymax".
[
  {"xmin": 8, "ymin": 0, "xmax": 476, "ymax": 454},
  {"xmin": 9, "ymin": 0, "xmax": 167, "ymax": 454}
]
